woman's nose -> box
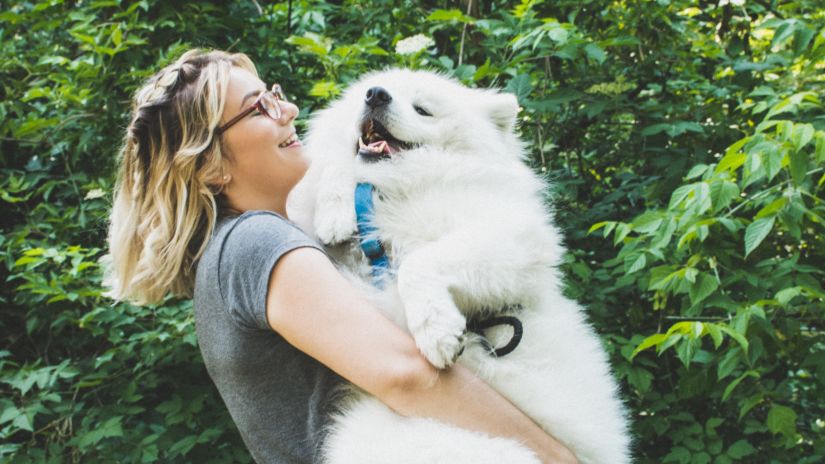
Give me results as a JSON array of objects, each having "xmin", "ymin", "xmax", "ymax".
[{"xmin": 280, "ymin": 101, "xmax": 299, "ymax": 125}]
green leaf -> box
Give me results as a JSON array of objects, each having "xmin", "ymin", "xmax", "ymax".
[
  {"xmin": 168, "ymin": 435, "xmax": 198, "ymax": 457},
  {"xmin": 717, "ymin": 347, "xmax": 741, "ymax": 380},
  {"xmin": 285, "ymin": 34, "xmax": 331, "ymax": 56},
  {"xmin": 111, "ymin": 26, "xmax": 122, "ymax": 47},
  {"xmin": 587, "ymin": 221, "xmax": 611, "ymax": 235},
  {"xmin": 763, "ymin": 143, "xmax": 784, "ymax": 181},
  {"xmin": 669, "ymin": 184, "xmax": 693, "ymax": 210},
  {"xmin": 688, "ymin": 182, "xmax": 712, "ymax": 215},
  {"xmin": 722, "ymin": 370, "xmax": 758, "ymax": 401},
  {"xmin": 705, "ymin": 323, "xmax": 723, "ymax": 349},
  {"xmin": 788, "ymin": 149, "xmax": 808, "ymax": 186},
  {"xmin": 793, "ymin": 24, "xmax": 816, "ymax": 56},
  {"xmin": 625, "ymin": 253, "xmax": 647, "ymax": 274},
  {"xmin": 718, "ymin": 326, "xmax": 749, "ymax": 353},
  {"xmin": 546, "ymin": 26, "xmax": 569, "ymax": 45},
  {"xmin": 690, "ymin": 451, "xmax": 711, "ymax": 464},
  {"xmin": 12, "ymin": 413, "xmax": 33, "ymax": 432},
  {"xmin": 613, "ymin": 222, "xmax": 632, "ymax": 245},
  {"xmin": 75, "ymin": 416, "xmax": 123, "ymax": 447},
  {"xmin": 775, "ymin": 286, "xmax": 803, "ymax": 305},
  {"xmin": 427, "ymin": 8, "xmax": 473, "ymax": 23},
  {"xmin": 755, "ymin": 197, "xmax": 787, "ymax": 219},
  {"xmin": 705, "ymin": 417, "xmax": 724, "ymax": 437},
  {"xmin": 685, "ymin": 164, "xmax": 708, "ymax": 180},
  {"xmin": 791, "ymin": 123, "xmax": 814, "ymax": 151},
  {"xmin": 584, "ymin": 43, "xmax": 606, "ymax": 63},
  {"xmin": 631, "ymin": 333, "xmax": 667, "ymax": 359},
  {"xmin": 0, "ymin": 406, "xmax": 20, "ymax": 425},
  {"xmin": 710, "ymin": 180, "xmax": 739, "ymax": 212},
  {"xmin": 715, "ymin": 137, "xmax": 750, "ymax": 173},
  {"xmin": 766, "ymin": 404, "xmax": 797, "ymax": 439},
  {"xmin": 689, "ymin": 273, "xmax": 718, "ymax": 306},
  {"xmin": 663, "ymin": 445, "xmax": 691, "ymax": 464},
  {"xmin": 676, "ymin": 337, "xmax": 699, "ymax": 367},
  {"xmin": 630, "ymin": 212, "xmax": 663, "ymax": 233},
  {"xmin": 309, "ymin": 81, "xmax": 340, "ymax": 98},
  {"xmin": 505, "ymin": 74, "xmax": 533, "ymax": 104},
  {"xmin": 744, "ymin": 217, "xmax": 775, "ymax": 257},
  {"xmin": 726, "ymin": 440, "xmax": 756, "ymax": 459},
  {"xmin": 739, "ymin": 393, "xmax": 765, "ymax": 420},
  {"xmin": 627, "ymin": 367, "xmax": 653, "ymax": 393},
  {"xmin": 743, "ymin": 150, "xmax": 764, "ymax": 187},
  {"xmin": 816, "ymin": 133, "xmax": 825, "ymax": 163},
  {"xmin": 684, "ymin": 267, "xmax": 698, "ymax": 284}
]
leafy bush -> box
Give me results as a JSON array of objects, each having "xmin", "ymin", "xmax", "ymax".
[{"xmin": 1, "ymin": 0, "xmax": 822, "ymax": 462}]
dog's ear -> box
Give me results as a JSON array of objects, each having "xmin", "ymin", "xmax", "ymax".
[{"xmin": 484, "ymin": 92, "xmax": 519, "ymax": 131}]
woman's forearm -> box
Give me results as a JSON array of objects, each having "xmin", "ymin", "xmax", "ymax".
[
  {"xmin": 382, "ymin": 360, "xmax": 579, "ymax": 464},
  {"xmin": 266, "ymin": 249, "xmax": 578, "ymax": 463}
]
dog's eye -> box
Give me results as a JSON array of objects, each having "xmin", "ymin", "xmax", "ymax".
[{"xmin": 414, "ymin": 105, "xmax": 432, "ymax": 117}]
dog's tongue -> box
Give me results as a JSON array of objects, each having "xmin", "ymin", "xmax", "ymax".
[
  {"xmin": 368, "ymin": 141, "xmax": 396, "ymax": 154},
  {"xmin": 358, "ymin": 138, "xmax": 395, "ymax": 160}
]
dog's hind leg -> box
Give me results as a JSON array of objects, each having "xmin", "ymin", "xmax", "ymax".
[{"xmin": 322, "ymin": 397, "xmax": 540, "ymax": 464}]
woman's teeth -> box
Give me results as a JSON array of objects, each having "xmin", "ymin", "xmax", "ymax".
[{"xmin": 278, "ymin": 133, "xmax": 298, "ymax": 148}]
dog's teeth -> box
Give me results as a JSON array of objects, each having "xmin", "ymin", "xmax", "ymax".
[{"xmin": 358, "ymin": 137, "xmax": 367, "ymax": 149}]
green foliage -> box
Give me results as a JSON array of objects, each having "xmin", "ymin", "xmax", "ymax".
[{"xmin": 1, "ymin": 0, "xmax": 823, "ymax": 462}]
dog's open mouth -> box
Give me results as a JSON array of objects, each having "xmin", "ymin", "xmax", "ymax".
[{"xmin": 357, "ymin": 119, "xmax": 415, "ymax": 161}]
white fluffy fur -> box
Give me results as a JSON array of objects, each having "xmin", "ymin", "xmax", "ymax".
[{"xmin": 288, "ymin": 69, "xmax": 631, "ymax": 464}]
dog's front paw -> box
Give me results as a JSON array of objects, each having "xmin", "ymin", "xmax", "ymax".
[
  {"xmin": 411, "ymin": 310, "xmax": 467, "ymax": 369},
  {"xmin": 314, "ymin": 197, "xmax": 357, "ymax": 246}
]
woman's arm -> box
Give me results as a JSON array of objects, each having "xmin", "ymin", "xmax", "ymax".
[{"xmin": 265, "ymin": 247, "xmax": 578, "ymax": 464}]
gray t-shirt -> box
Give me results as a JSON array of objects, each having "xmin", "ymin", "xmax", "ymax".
[{"xmin": 194, "ymin": 211, "xmax": 343, "ymax": 463}]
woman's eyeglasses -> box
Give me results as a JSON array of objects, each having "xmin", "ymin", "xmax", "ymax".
[{"xmin": 217, "ymin": 84, "xmax": 286, "ymax": 134}]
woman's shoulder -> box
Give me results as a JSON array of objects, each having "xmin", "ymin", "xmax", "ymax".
[
  {"xmin": 196, "ymin": 210, "xmax": 324, "ymax": 330},
  {"xmin": 201, "ymin": 210, "xmax": 323, "ymax": 275},
  {"xmin": 216, "ymin": 210, "xmax": 314, "ymax": 246}
]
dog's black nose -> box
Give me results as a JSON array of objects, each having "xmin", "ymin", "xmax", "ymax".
[{"xmin": 365, "ymin": 87, "xmax": 392, "ymax": 108}]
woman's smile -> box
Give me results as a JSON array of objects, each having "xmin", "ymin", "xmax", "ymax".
[{"xmin": 278, "ymin": 132, "xmax": 301, "ymax": 148}]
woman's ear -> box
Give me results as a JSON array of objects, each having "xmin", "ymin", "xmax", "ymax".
[
  {"xmin": 204, "ymin": 167, "xmax": 232, "ymax": 193},
  {"xmin": 484, "ymin": 92, "xmax": 519, "ymax": 132}
]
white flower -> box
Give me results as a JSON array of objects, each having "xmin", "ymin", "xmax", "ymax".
[
  {"xmin": 85, "ymin": 188, "xmax": 105, "ymax": 200},
  {"xmin": 719, "ymin": 0, "xmax": 745, "ymax": 6},
  {"xmin": 395, "ymin": 34, "xmax": 435, "ymax": 55}
]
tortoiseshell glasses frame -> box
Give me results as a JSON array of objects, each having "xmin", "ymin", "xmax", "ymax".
[{"xmin": 217, "ymin": 83, "xmax": 287, "ymax": 134}]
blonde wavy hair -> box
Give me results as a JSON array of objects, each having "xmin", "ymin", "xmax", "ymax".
[{"xmin": 104, "ymin": 49, "xmax": 256, "ymax": 305}]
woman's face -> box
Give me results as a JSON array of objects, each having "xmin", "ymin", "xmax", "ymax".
[{"xmin": 219, "ymin": 66, "xmax": 308, "ymax": 213}]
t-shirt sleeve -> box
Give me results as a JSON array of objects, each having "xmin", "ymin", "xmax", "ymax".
[{"xmin": 218, "ymin": 211, "xmax": 325, "ymax": 331}]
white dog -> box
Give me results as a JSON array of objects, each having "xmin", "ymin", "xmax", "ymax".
[{"xmin": 288, "ymin": 69, "xmax": 630, "ymax": 464}]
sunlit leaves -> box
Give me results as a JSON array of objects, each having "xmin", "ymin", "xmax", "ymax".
[
  {"xmin": 426, "ymin": 8, "xmax": 475, "ymax": 23},
  {"xmin": 631, "ymin": 320, "xmax": 747, "ymax": 368}
]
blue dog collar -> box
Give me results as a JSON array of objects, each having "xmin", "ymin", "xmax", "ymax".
[{"xmin": 354, "ymin": 182, "xmax": 390, "ymax": 286}]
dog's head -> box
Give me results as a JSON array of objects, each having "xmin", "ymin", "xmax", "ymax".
[{"xmin": 308, "ymin": 69, "xmax": 522, "ymax": 163}]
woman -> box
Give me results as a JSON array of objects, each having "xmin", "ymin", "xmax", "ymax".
[{"xmin": 105, "ymin": 49, "xmax": 577, "ymax": 464}]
